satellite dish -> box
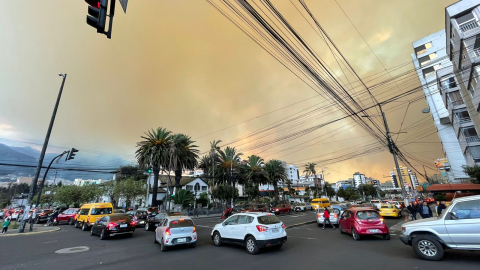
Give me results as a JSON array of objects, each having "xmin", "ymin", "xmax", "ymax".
[{"xmin": 422, "ymin": 108, "xmax": 430, "ymax": 113}]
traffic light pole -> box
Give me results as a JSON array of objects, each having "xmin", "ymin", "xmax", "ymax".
[
  {"xmin": 105, "ymin": 0, "xmax": 115, "ymax": 39},
  {"xmin": 35, "ymin": 151, "xmax": 68, "ymax": 206}
]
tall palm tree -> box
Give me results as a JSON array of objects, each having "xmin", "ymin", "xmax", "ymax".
[
  {"xmin": 304, "ymin": 163, "xmax": 319, "ymax": 198},
  {"xmin": 244, "ymin": 155, "xmax": 267, "ymax": 203},
  {"xmin": 217, "ymin": 146, "xmax": 243, "ymax": 184},
  {"xmin": 264, "ymin": 160, "xmax": 288, "ymax": 203},
  {"xmin": 136, "ymin": 127, "xmax": 172, "ymax": 206},
  {"xmin": 209, "ymin": 140, "xmax": 222, "ymax": 189},
  {"xmin": 169, "ymin": 134, "xmax": 199, "ymax": 194}
]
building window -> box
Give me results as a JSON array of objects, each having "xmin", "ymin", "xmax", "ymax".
[
  {"xmin": 414, "ymin": 42, "xmax": 432, "ymax": 56},
  {"xmin": 419, "ymin": 53, "xmax": 438, "ymax": 66},
  {"xmin": 462, "ymin": 126, "xmax": 480, "ymax": 143},
  {"xmin": 448, "ymin": 91, "xmax": 464, "ymax": 106},
  {"xmin": 201, "ymin": 186, "xmax": 207, "ymax": 191},
  {"xmin": 457, "ymin": 12, "xmax": 479, "ymax": 33},
  {"xmin": 454, "ymin": 109, "xmax": 471, "ymax": 123},
  {"xmin": 442, "ymin": 77, "xmax": 457, "ymax": 90},
  {"xmin": 186, "ymin": 185, "xmax": 193, "ymax": 191},
  {"xmin": 468, "ymin": 146, "xmax": 480, "ymax": 162}
]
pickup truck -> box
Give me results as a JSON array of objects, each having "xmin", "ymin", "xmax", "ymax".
[{"xmin": 399, "ymin": 195, "xmax": 480, "ymax": 261}]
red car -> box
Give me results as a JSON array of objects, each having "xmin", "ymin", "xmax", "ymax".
[
  {"xmin": 57, "ymin": 208, "xmax": 79, "ymax": 225},
  {"xmin": 271, "ymin": 203, "xmax": 292, "ymax": 215},
  {"xmin": 241, "ymin": 204, "xmax": 268, "ymax": 213},
  {"xmin": 338, "ymin": 208, "xmax": 390, "ymax": 240}
]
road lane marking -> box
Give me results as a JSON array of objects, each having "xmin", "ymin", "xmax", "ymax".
[{"xmin": 44, "ymin": 240, "xmax": 58, "ymax": 244}]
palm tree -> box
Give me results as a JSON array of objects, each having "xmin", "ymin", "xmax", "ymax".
[
  {"xmin": 209, "ymin": 140, "xmax": 222, "ymax": 186},
  {"xmin": 304, "ymin": 163, "xmax": 319, "ymax": 198},
  {"xmin": 217, "ymin": 146, "xmax": 243, "ymax": 184},
  {"xmin": 136, "ymin": 127, "xmax": 172, "ymax": 206},
  {"xmin": 244, "ymin": 155, "xmax": 268, "ymax": 202},
  {"xmin": 169, "ymin": 134, "xmax": 199, "ymax": 194},
  {"xmin": 264, "ymin": 160, "xmax": 288, "ymax": 203}
]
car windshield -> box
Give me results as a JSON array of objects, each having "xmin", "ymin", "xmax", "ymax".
[
  {"xmin": 257, "ymin": 215, "xmax": 281, "ymax": 225},
  {"xmin": 356, "ymin": 211, "xmax": 380, "ymax": 219},
  {"xmin": 169, "ymin": 219, "xmax": 194, "ymax": 228},
  {"xmin": 91, "ymin": 208, "xmax": 112, "ymax": 215}
]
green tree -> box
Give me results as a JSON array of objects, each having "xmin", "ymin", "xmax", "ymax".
[
  {"xmin": 115, "ymin": 165, "xmax": 148, "ymax": 182},
  {"xmin": 244, "ymin": 181, "xmax": 260, "ymax": 201},
  {"xmin": 217, "ymin": 146, "xmax": 243, "ymax": 185},
  {"xmin": 136, "ymin": 127, "xmax": 172, "ymax": 206},
  {"xmin": 197, "ymin": 192, "xmax": 210, "ymax": 208},
  {"xmin": 212, "ymin": 184, "xmax": 238, "ymax": 203},
  {"xmin": 304, "ymin": 163, "xmax": 319, "ymax": 198},
  {"xmin": 324, "ymin": 181, "xmax": 336, "ymax": 200},
  {"xmin": 462, "ymin": 165, "xmax": 480, "ymax": 184},
  {"xmin": 264, "ymin": 160, "xmax": 288, "ymax": 203},
  {"xmin": 169, "ymin": 134, "xmax": 199, "ymax": 194},
  {"xmin": 80, "ymin": 184, "xmax": 103, "ymax": 204},
  {"xmin": 54, "ymin": 185, "xmax": 82, "ymax": 207},
  {"xmin": 116, "ymin": 178, "xmax": 147, "ymax": 208},
  {"xmin": 173, "ymin": 189, "xmax": 195, "ymax": 208}
]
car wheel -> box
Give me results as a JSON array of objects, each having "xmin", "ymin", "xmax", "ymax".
[
  {"xmin": 245, "ymin": 236, "xmax": 259, "ymax": 255},
  {"xmin": 68, "ymin": 218, "xmax": 74, "ymax": 225},
  {"xmin": 213, "ymin": 232, "xmax": 222, "ymax": 247},
  {"xmin": 339, "ymin": 224, "xmax": 345, "ymax": 234},
  {"xmin": 280, "ymin": 211, "xmax": 284, "ymax": 216},
  {"xmin": 145, "ymin": 223, "xmax": 150, "ymax": 231},
  {"xmin": 100, "ymin": 229, "xmax": 107, "ymax": 240},
  {"xmin": 412, "ymin": 236, "xmax": 444, "ymax": 261},
  {"xmin": 74, "ymin": 221, "xmax": 79, "ymax": 228},
  {"xmin": 81, "ymin": 222, "xmax": 88, "ymax": 231},
  {"xmin": 352, "ymin": 228, "xmax": 361, "ymax": 241},
  {"xmin": 90, "ymin": 227, "xmax": 95, "ymax": 236},
  {"xmin": 161, "ymin": 238, "xmax": 168, "ymax": 252},
  {"xmin": 383, "ymin": 233, "xmax": 391, "ymax": 240},
  {"xmin": 154, "ymin": 233, "xmax": 158, "ymax": 244}
]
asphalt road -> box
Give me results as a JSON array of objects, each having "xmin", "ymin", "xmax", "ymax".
[{"xmin": 2, "ymin": 212, "xmax": 479, "ymax": 270}]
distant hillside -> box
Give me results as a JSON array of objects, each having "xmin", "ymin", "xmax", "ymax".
[{"xmin": 0, "ymin": 143, "xmax": 131, "ymax": 180}]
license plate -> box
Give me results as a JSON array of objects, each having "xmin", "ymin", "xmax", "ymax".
[
  {"xmin": 272, "ymin": 228, "xmax": 279, "ymax": 233},
  {"xmin": 369, "ymin": 229, "xmax": 379, "ymax": 233},
  {"xmin": 120, "ymin": 224, "xmax": 127, "ymax": 228},
  {"xmin": 177, "ymin": 238, "xmax": 186, "ymax": 243}
]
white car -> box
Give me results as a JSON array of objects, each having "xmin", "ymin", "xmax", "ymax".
[
  {"xmin": 389, "ymin": 201, "xmax": 401, "ymax": 209},
  {"xmin": 316, "ymin": 208, "xmax": 341, "ymax": 225},
  {"xmin": 154, "ymin": 215, "xmax": 197, "ymax": 251},
  {"xmin": 211, "ymin": 213, "xmax": 287, "ymax": 254},
  {"xmin": 294, "ymin": 203, "xmax": 313, "ymax": 212}
]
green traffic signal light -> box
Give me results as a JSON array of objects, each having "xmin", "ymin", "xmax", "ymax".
[{"xmin": 147, "ymin": 168, "xmax": 152, "ymax": 173}]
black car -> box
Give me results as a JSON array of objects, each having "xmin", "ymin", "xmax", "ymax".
[
  {"xmin": 126, "ymin": 210, "xmax": 148, "ymax": 227},
  {"xmin": 34, "ymin": 209, "xmax": 53, "ymax": 223},
  {"xmin": 90, "ymin": 214, "xmax": 135, "ymax": 240},
  {"xmin": 144, "ymin": 212, "xmax": 182, "ymax": 231}
]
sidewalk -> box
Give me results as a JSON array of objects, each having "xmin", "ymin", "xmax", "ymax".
[
  {"xmin": 389, "ymin": 219, "xmax": 407, "ymax": 233},
  {"xmin": 190, "ymin": 213, "xmax": 223, "ymax": 219},
  {"xmin": 0, "ymin": 224, "xmax": 61, "ymax": 237}
]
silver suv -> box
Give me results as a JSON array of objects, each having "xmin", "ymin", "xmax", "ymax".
[{"xmin": 400, "ymin": 195, "xmax": 480, "ymax": 260}]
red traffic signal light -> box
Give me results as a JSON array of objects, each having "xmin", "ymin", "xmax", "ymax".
[{"xmin": 85, "ymin": 0, "xmax": 107, "ymax": 33}]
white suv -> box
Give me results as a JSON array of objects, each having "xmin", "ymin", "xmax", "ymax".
[
  {"xmin": 211, "ymin": 213, "xmax": 287, "ymax": 254},
  {"xmin": 154, "ymin": 215, "xmax": 197, "ymax": 251}
]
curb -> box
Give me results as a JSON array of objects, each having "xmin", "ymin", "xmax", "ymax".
[
  {"xmin": 286, "ymin": 220, "xmax": 316, "ymax": 229},
  {"xmin": 389, "ymin": 220, "xmax": 406, "ymax": 233},
  {"xmin": 191, "ymin": 214, "xmax": 223, "ymax": 220},
  {"xmin": 1, "ymin": 227, "xmax": 61, "ymax": 237}
]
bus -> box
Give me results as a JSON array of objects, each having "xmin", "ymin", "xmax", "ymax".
[{"xmin": 311, "ymin": 198, "xmax": 330, "ymax": 210}]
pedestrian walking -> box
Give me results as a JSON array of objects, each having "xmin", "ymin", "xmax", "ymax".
[
  {"xmin": 419, "ymin": 202, "xmax": 433, "ymax": 219},
  {"xmin": 322, "ymin": 207, "xmax": 335, "ymax": 230},
  {"xmin": 2, "ymin": 217, "xmax": 11, "ymax": 234},
  {"xmin": 194, "ymin": 207, "xmax": 198, "ymax": 217},
  {"xmin": 437, "ymin": 201, "xmax": 447, "ymax": 216},
  {"xmin": 407, "ymin": 202, "xmax": 417, "ymax": 220},
  {"xmin": 435, "ymin": 201, "xmax": 440, "ymax": 216},
  {"xmin": 400, "ymin": 203, "xmax": 411, "ymax": 223}
]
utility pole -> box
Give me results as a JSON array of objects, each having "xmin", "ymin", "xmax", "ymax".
[
  {"xmin": 381, "ymin": 111, "xmax": 407, "ymax": 198},
  {"xmin": 53, "ymin": 171, "xmax": 58, "ymax": 185},
  {"xmin": 230, "ymin": 159, "xmax": 234, "ymax": 208},
  {"xmin": 36, "ymin": 151, "xmax": 68, "ymax": 206}
]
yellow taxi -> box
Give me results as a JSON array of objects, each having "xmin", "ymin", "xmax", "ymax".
[
  {"xmin": 378, "ymin": 203, "xmax": 401, "ymax": 218},
  {"xmin": 311, "ymin": 198, "xmax": 331, "ymax": 210},
  {"xmin": 74, "ymin": 202, "xmax": 114, "ymax": 231}
]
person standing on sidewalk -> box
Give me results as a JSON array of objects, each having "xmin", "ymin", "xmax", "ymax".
[
  {"xmin": 437, "ymin": 201, "xmax": 447, "ymax": 216},
  {"xmin": 400, "ymin": 203, "xmax": 411, "ymax": 222},
  {"xmin": 419, "ymin": 202, "xmax": 433, "ymax": 219},
  {"xmin": 407, "ymin": 202, "xmax": 417, "ymax": 220},
  {"xmin": 322, "ymin": 207, "xmax": 335, "ymax": 230},
  {"xmin": 2, "ymin": 217, "xmax": 11, "ymax": 234}
]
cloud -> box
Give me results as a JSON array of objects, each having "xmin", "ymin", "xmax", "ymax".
[
  {"xmin": 0, "ymin": 124, "xmax": 15, "ymax": 137},
  {"xmin": 370, "ymin": 30, "xmax": 393, "ymax": 45}
]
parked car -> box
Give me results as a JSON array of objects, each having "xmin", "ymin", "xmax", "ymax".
[
  {"xmin": 271, "ymin": 204, "xmax": 291, "ymax": 215},
  {"xmin": 378, "ymin": 203, "xmax": 401, "ymax": 218},
  {"xmin": 126, "ymin": 210, "xmax": 148, "ymax": 227},
  {"xmin": 316, "ymin": 207, "xmax": 341, "ymax": 226},
  {"xmin": 400, "ymin": 194, "xmax": 480, "ymax": 261},
  {"xmin": 90, "ymin": 214, "xmax": 135, "ymax": 240},
  {"xmin": 294, "ymin": 203, "xmax": 313, "ymax": 212},
  {"xmin": 370, "ymin": 200, "xmax": 382, "ymax": 209},
  {"xmin": 138, "ymin": 207, "xmax": 159, "ymax": 218},
  {"xmin": 330, "ymin": 204, "xmax": 348, "ymax": 217},
  {"xmin": 338, "ymin": 208, "xmax": 390, "ymax": 241},
  {"xmin": 11, "ymin": 209, "xmax": 23, "ymax": 220},
  {"xmin": 55, "ymin": 206, "xmax": 69, "ymax": 213},
  {"xmin": 211, "ymin": 213, "xmax": 287, "ymax": 254},
  {"xmin": 57, "ymin": 208, "xmax": 79, "ymax": 225},
  {"xmin": 113, "ymin": 209, "xmax": 125, "ymax": 213},
  {"xmin": 154, "ymin": 215, "xmax": 197, "ymax": 251},
  {"xmin": 34, "ymin": 209, "xmax": 53, "ymax": 223},
  {"xmin": 75, "ymin": 203, "xmax": 113, "ymax": 231},
  {"xmin": 145, "ymin": 212, "xmax": 182, "ymax": 231},
  {"xmin": 388, "ymin": 201, "xmax": 402, "ymax": 208},
  {"xmin": 241, "ymin": 204, "xmax": 268, "ymax": 213}
]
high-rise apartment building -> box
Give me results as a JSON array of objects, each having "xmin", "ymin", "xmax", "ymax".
[
  {"xmin": 412, "ymin": 30, "xmax": 469, "ymax": 182},
  {"xmin": 390, "ymin": 167, "xmax": 420, "ymax": 191},
  {"xmin": 353, "ymin": 172, "xmax": 366, "ymax": 188},
  {"xmin": 445, "ymin": 0, "xmax": 480, "ymax": 167}
]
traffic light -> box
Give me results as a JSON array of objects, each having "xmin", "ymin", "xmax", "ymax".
[
  {"xmin": 66, "ymin": 148, "xmax": 79, "ymax": 161},
  {"xmin": 85, "ymin": 0, "xmax": 108, "ymax": 33},
  {"xmin": 147, "ymin": 168, "xmax": 153, "ymax": 173}
]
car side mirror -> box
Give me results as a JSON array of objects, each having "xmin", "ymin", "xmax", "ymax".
[{"xmin": 449, "ymin": 212, "xmax": 458, "ymax": 220}]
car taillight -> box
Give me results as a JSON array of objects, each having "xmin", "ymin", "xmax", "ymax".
[
  {"xmin": 281, "ymin": 223, "xmax": 286, "ymax": 229},
  {"xmin": 380, "ymin": 218, "xmax": 384, "ymax": 223},
  {"xmin": 354, "ymin": 218, "xmax": 362, "ymax": 225},
  {"xmin": 165, "ymin": 227, "xmax": 171, "ymax": 235},
  {"xmin": 193, "ymin": 226, "xmax": 196, "ymax": 233},
  {"xmin": 256, "ymin": 225, "xmax": 268, "ymax": 232},
  {"xmin": 317, "ymin": 214, "xmax": 321, "ymax": 217},
  {"xmin": 87, "ymin": 216, "xmax": 90, "ymax": 223},
  {"xmin": 107, "ymin": 222, "xmax": 116, "ymax": 229},
  {"xmin": 334, "ymin": 214, "xmax": 338, "ymax": 218},
  {"xmin": 393, "ymin": 210, "xmax": 397, "ymax": 212},
  {"xmin": 41, "ymin": 213, "xmax": 46, "ymax": 216},
  {"xmin": 130, "ymin": 221, "xmax": 136, "ymax": 226}
]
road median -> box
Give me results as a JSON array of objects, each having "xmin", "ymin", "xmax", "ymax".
[
  {"xmin": 286, "ymin": 220, "xmax": 316, "ymax": 229},
  {"xmin": 1, "ymin": 226, "xmax": 61, "ymax": 237}
]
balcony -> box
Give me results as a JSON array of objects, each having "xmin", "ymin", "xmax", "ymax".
[
  {"xmin": 460, "ymin": 21, "xmax": 480, "ymax": 33},
  {"xmin": 465, "ymin": 136, "xmax": 480, "ymax": 143}
]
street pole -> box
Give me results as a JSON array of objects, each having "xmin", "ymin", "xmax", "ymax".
[
  {"xmin": 36, "ymin": 151, "xmax": 68, "ymax": 206},
  {"xmin": 381, "ymin": 111, "xmax": 407, "ymax": 198},
  {"xmin": 20, "ymin": 73, "xmax": 67, "ymax": 233},
  {"xmin": 230, "ymin": 159, "xmax": 234, "ymax": 208}
]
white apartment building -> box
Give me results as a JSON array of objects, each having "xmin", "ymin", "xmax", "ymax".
[
  {"xmin": 286, "ymin": 165, "xmax": 299, "ymax": 181},
  {"xmin": 74, "ymin": 179, "xmax": 105, "ymax": 186},
  {"xmin": 412, "ymin": 30, "xmax": 469, "ymax": 182},
  {"xmin": 353, "ymin": 172, "xmax": 366, "ymax": 188}
]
